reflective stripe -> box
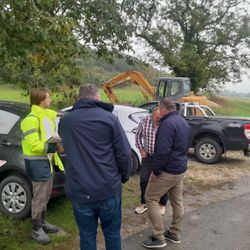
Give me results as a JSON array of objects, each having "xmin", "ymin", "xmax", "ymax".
[
  {"xmin": 23, "ymin": 155, "xmax": 48, "ymax": 160},
  {"xmin": 26, "ymin": 114, "xmax": 41, "ymax": 140},
  {"xmin": 22, "ymin": 128, "xmax": 38, "ymax": 138},
  {"xmin": 29, "ymin": 113, "xmax": 54, "ymax": 141},
  {"xmin": 43, "ymin": 117, "xmax": 53, "ymax": 140},
  {"xmin": 44, "ymin": 143, "xmax": 48, "ymax": 154}
]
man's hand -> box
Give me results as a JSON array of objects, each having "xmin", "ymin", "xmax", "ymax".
[
  {"xmin": 153, "ymin": 170, "xmax": 161, "ymax": 176},
  {"xmin": 139, "ymin": 148, "xmax": 147, "ymax": 158},
  {"xmin": 57, "ymin": 144, "xmax": 64, "ymax": 153}
]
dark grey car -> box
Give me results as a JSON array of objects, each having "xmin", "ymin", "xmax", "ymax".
[{"xmin": 0, "ymin": 101, "xmax": 65, "ymax": 218}]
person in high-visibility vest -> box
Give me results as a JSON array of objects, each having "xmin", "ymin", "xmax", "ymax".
[{"xmin": 21, "ymin": 87, "xmax": 64, "ymax": 245}]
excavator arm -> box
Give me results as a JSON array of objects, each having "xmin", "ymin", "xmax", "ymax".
[{"xmin": 101, "ymin": 71, "xmax": 156, "ymax": 103}]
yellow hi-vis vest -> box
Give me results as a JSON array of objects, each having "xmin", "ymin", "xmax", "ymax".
[{"xmin": 21, "ymin": 105, "xmax": 64, "ymax": 171}]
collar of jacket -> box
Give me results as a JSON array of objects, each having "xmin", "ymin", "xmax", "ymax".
[
  {"xmin": 31, "ymin": 105, "xmax": 47, "ymax": 116},
  {"xmin": 160, "ymin": 110, "xmax": 179, "ymax": 122},
  {"xmin": 73, "ymin": 98, "xmax": 114, "ymax": 113},
  {"xmin": 31, "ymin": 105, "xmax": 57, "ymax": 120}
]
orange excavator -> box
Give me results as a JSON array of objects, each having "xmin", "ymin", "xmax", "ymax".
[{"xmin": 101, "ymin": 71, "xmax": 209, "ymax": 105}]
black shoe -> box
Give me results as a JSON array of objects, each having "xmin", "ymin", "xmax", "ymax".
[
  {"xmin": 142, "ymin": 236, "xmax": 167, "ymax": 248},
  {"xmin": 31, "ymin": 227, "xmax": 51, "ymax": 244},
  {"xmin": 164, "ymin": 230, "xmax": 181, "ymax": 244},
  {"xmin": 31, "ymin": 219, "xmax": 51, "ymax": 244},
  {"xmin": 42, "ymin": 222, "xmax": 59, "ymax": 233},
  {"xmin": 41, "ymin": 211, "xmax": 59, "ymax": 233}
]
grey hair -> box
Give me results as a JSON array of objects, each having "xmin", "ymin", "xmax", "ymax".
[
  {"xmin": 159, "ymin": 97, "xmax": 176, "ymax": 111},
  {"xmin": 79, "ymin": 84, "xmax": 99, "ymax": 99}
]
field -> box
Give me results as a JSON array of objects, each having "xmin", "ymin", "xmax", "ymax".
[
  {"xmin": 1, "ymin": 85, "xmax": 250, "ymax": 250},
  {"xmin": 1, "ymin": 84, "xmax": 250, "ymax": 115},
  {"xmin": 210, "ymin": 95, "xmax": 250, "ymax": 117},
  {"xmin": 0, "ymin": 85, "xmax": 29, "ymax": 103},
  {"xmin": 0, "ymin": 84, "xmax": 147, "ymax": 107}
]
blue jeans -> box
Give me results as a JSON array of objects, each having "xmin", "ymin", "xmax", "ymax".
[{"xmin": 73, "ymin": 192, "xmax": 122, "ymax": 250}]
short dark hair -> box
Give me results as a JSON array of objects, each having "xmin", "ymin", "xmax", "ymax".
[
  {"xmin": 79, "ymin": 84, "xmax": 98, "ymax": 99},
  {"xmin": 159, "ymin": 97, "xmax": 176, "ymax": 111},
  {"xmin": 30, "ymin": 87, "xmax": 51, "ymax": 105}
]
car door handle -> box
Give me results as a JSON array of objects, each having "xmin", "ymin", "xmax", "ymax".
[{"xmin": 1, "ymin": 140, "xmax": 11, "ymax": 146}]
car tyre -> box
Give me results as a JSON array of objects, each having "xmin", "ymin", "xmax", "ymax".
[
  {"xmin": 0, "ymin": 175, "xmax": 32, "ymax": 219},
  {"xmin": 194, "ymin": 137, "xmax": 222, "ymax": 164}
]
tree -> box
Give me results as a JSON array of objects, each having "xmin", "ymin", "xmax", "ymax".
[
  {"xmin": 60, "ymin": 0, "xmax": 132, "ymax": 56},
  {"xmin": 0, "ymin": 0, "xmax": 132, "ymax": 91},
  {"xmin": 0, "ymin": 1, "xmax": 81, "ymax": 89},
  {"xmin": 125, "ymin": 0, "xmax": 250, "ymax": 92}
]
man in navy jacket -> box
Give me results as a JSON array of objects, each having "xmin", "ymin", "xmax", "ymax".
[
  {"xmin": 142, "ymin": 97, "xmax": 191, "ymax": 249},
  {"xmin": 58, "ymin": 84, "xmax": 132, "ymax": 250}
]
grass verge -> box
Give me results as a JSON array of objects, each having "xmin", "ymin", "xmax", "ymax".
[{"xmin": 0, "ymin": 177, "xmax": 140, "ymax": 250}]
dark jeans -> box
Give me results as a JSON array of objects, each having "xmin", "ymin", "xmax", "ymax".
[
  {"xmin": 73, "ymin": 192, "xmax": 122, "ymax": 250},
  {"xmin": 140, "ymin": 155, "xmax": 168, "ymax": 205}
]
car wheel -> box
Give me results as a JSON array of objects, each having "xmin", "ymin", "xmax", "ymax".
[
  {"xmin": 194, "ymin": 137, "xmax": 222, "ymax": 164},
  {"xmin": 131, "ymin": 151, "xmax": 140, "ymax": 175},
  {"xmin": 0, "ymin": 175, "xmax": 32, "ymax": 219}
]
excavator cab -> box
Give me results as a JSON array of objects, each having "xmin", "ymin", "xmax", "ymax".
[{"xmin": 156, "ymin": 77, "xmax": 191, "ymax": 100}]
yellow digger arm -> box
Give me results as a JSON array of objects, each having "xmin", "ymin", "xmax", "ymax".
[{"xmin": 101, "ymin": 71, "xmax": 156, "ymax": 103}]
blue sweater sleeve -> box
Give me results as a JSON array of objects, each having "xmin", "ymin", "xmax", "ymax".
[
  {"xmin": 113, "ymin": 118, "xmax": 133, "ymax": 183},
  {"xmin": 153, "ymin": 122, "xmax": 174, "ymax": 176}
]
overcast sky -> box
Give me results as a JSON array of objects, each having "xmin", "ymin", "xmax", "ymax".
[
  {"xmin": 225, "ymin": 74, "xmax": 250, "ymax": 93},
  {"xmin": 131, "ymin": 40, "xmax": 250, "ymax": 94}
]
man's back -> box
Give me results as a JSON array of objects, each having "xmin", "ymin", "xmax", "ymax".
[{"xmin": 59, "ymin": 99, "xmax": 132, "ymax": 205}]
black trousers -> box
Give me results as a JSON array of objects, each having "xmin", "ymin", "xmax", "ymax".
[{"xmin": 140, "ymin": 155, "xmax": 168, "ymax": 205}]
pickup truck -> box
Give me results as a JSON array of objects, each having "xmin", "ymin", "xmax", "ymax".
[{"xmin": 139, "ymin": 101, "xmax": 250, "ymax": 164}]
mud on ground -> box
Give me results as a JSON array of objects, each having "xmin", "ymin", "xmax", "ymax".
[{"xmin": 120, "ymin": 150, "xmax": 250, "ymax": 240}]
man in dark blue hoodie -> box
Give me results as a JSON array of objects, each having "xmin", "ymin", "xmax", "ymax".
[
  {"xmin": 58, "ymin": 84, "xmax": 132, "ymax": 250},
  {"xmin": 142, "ymin": 98, "xmax": 191, "ymax": 249}
]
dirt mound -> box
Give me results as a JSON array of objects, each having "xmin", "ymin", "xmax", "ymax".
[{"xmin": 205, "ymin": 99, "xmax": 221, "ymax": 108}]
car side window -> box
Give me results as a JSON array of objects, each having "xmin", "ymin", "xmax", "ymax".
[{"xmin": 0, "ymin": 110, "xmax": 20, "ymax": 135}]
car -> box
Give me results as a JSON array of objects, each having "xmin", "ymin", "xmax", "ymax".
[
  {"xmin": 112, "ymin": 105, "xmax": 149, "ymax": 172},
  {"xmin": 59, "ymin": 104, "xmax": 149, "ymax": 173},
  {"xmin": 0, "ymin": 101, "xmax": 148, "ymax": 218},
  {"xmin": 0, "ymin": 101, "xmax": 65, "ymax": 219}
]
